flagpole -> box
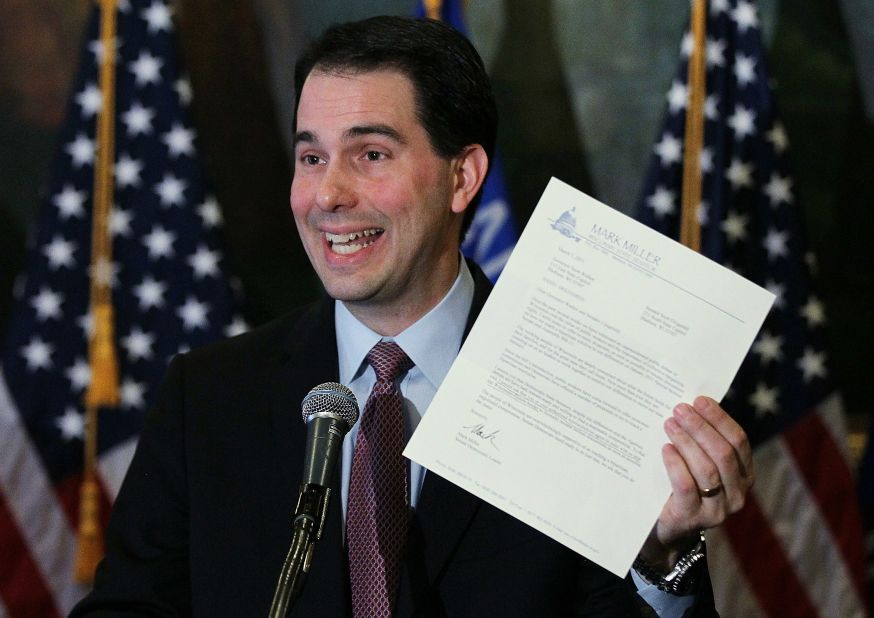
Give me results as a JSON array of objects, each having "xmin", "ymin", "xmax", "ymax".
[
  {"xmin": 680, "ymin": 0, "xmax": 707, "ymax": 252},
  {"xmin": 424, "ymin": 0, "xmax": 443, "ymax": 19},
  {"xmin": 76, "ymin": 0, "xmax": 120, "ymax": 584}
]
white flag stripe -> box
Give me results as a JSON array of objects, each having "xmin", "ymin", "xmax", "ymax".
[
  {"xmin": 0, "ymin": 596, "xmax": 9, "ymax": 618},
  {"xmin": 0, "ymin": 372, "xmax": 87, "ymax": 614},
  {"xmin": 816, "ymin": 392, "xmax": 854, "ymax": 467},
  {"xmin": 97, "ymin": 437, "xmax": 138, "ymax": 500},
  {"xmin": 706, "ymin": 526, "xmax": 766, "ymax": 617},
  {"xmin": 752, "ymin": 432, "xmax": 866, "ymax": 618}
]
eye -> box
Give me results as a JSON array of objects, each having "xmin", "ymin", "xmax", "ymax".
[
  {"xmin": 364, "ymin": 150, "xmax": 387, "ymax": 162},
  {"xmin": 301, "ymin": 154, "xmax": 323, "ymax": 166}
]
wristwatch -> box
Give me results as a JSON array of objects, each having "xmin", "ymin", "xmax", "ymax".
[{"xmin": 632, "ymin": 531, "xmax": 706, "ymax": 595}]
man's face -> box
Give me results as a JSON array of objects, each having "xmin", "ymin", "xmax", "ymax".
[{"xmin": 291, "ymin": 69, "xmax": 470, "ymax": 333}]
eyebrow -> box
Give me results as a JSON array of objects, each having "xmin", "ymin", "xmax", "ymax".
[{"xmin": 293, "ymin": 124, "xmax": 407, "ymax": 148}]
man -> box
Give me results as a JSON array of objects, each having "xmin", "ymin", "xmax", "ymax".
[{"xmin": 73, "ymin": 16, "xmax": 752, "ymax": 616}]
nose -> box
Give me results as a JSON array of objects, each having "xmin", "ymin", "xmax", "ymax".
[{"xmin": 315, "ymin": 160, "xmax": 356, "ymax": 212}]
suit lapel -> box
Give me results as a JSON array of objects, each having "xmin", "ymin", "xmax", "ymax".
[
  {"xmin": 398, "ymin": 262, "xmax": 493, "ymax": 614},
  {"xmin": 266, "ymin": 297, "xmax": 350, "ymax": 615}
]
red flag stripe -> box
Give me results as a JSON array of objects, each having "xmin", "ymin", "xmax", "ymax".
[
  {"xmin": 784, "ymin": 408, "xmax": 869, "ymax": 610},
  {"xmin": 722, "ymin": 493, "xmax": 819, "ymax": 617},
  {"xmin": 0, "ymin": 489, "xmax": 60, "ymax": 618}
]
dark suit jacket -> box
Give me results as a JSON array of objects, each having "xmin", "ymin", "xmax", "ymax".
[{"xmin": 72, "ymin": 264, "xmax": 716, "ymax": 617}]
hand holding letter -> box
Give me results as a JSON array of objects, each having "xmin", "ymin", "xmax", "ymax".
[{"xmin": 639, "ymin": 396, "xmax": 754, "ymax": 572}]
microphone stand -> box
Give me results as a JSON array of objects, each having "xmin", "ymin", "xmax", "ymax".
[{"xmin": 268, "ymin": 484, "xmax": 331, "ymax": 617}]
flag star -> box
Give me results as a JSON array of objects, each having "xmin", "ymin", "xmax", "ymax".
[
  {"xmin": 763, "ymin": 229, "xmax": 789, "ymax": 260},
  {"xmin": 53, "ymin": 184, "xmax": 87, "ymax": 219},
  {"xmin": 188, "ymin": 246, "xmax": 220, "ymax": 279},
  {"xmin": 735, "ymin": 53, "xmax": 757, "ymax": 86},
  {"xmin": 155, "ymin": 173, "xmax": 187, "ymax": 207},
  {"xmin": 143, "ymin": 226, "xmax": 177, "ymax": 259},
  {"xmin": 697, "ymin": 201, "xmax": 709, "ymax": 227},
  {"xmin": 133, "ymin": 276, "xmax": 167, "ymax": 310},
  {"xmin": 162, "ymin": 124, "xmax": 195, "ymax": 158},
  {"xmin": 768, "ymin": 123, "xmax": 789, "ymax": 153},
  {"xmin": 726, "ymin": 159, "xmax": 754, "ymax": 190},
  {"xmin": 65, "ymin": 133, "xmax": 96, "ymax": 168},
  {"xmin": 800, "ymin": 296, "xmax": 826, "ymax": 327},
  {"xmin": 699, "ymin": 148, "xmax": 713, "ymax": 174},
  {"xmin": 721, "ymin": 210, "xmax": 749, "ymax": 243},
  {"xmin": 706, "ymin": 38, "xmax": 726, "ymax": 68},
  {"xmin": 178, "ymin": 297, "xmax": 210, "ymax": 331},
  {"xmin": 78, "ymin": 312, "xmax": 94, "ymax": 338},
  {"xmin": 122, "ymin": 102, "xmax": 155, "ymax": 136},
  {"xmin": 31, "ymin": 287, "xmax": 64, "ymax": 321},
  {"xmin": 44, "ymin": 236, "xmax": 77, "ymax": 269},
  {"xmin": 732, "ymin": 0, "xmax": 760, "ymax": 32},
  {"xmin": 749, "ymin": 383, "xmax": 779, "ymax": 417},
  {"xmin": 175, "ymin": 78, "xmax": 193, "ymax": 105},
  {"xmin": 121, "ymin": 326, "xmax": 155, "ymax": 361},
  {"xmin": 115, "ymin": 154, "xmax": 144, "ymax": 188},
  {"xmin": 798, "ymin": 348, "xmax": 827, "ymax": 382},
  {"xmin": 197, "ymin": 197, "xmax": 222, "ymax": 227},
  {"xmin": 118, "ymin": 0, "xmax": 131, "ymax": 11},
  {"xmin": 710, "ymin": 0, "xmax": 729, "ymax": 14},
  {"xmin": 765, "ymin": 280, "xmax": 785, "ymax": 309},
  {"xmin": 728, "ymin": 105, "xmax": 756, "ymax": 139},
  {"xmin": 75, "ymin": 82, "xmax": 102, "ymax": 117},
  {"xmin": 89, "ymin": 257, "xmax": 120, "ymax": 287},
  {"xmin": 225, "ymin": 316, "xmax": 249, "ymax": 337},
  {"xmin": 110, "ymin": 207, "xmax": 134, "ymax": 237},
  {"xmin": 753, "ymin": 332, "xmax": 783, "ymax": 364},
  {"xmin": 654, "ymin": 133, "xmax": 682, "ymax": 166},
  {"xmin": 764, "ymin": 173, "xmax": 793, "ymax": 206},
  {"xmin": 55, "ymin": 407, "xmax": 85, "ymax": 441},
  {"xmin": 681, "ymin": 31, "xmax": 694, "ymax": 57},
  {"xmin": 120, "ymin": 378, "xmax": 147, "ymax": 409},
  {"xmin": 805, "ymin": 251, "xmax": 819, "ymax": 274},
  {"xmin": 129, "ymin": 51, "xmax": 163, "ymax": 86},
  {"xmin": 704, "ymin": 94, "xmax": 719, "ymax": 120},
  {"xmin": 21, "ymin": 337, "xmax": 54, "ymax": 371},
  {"xmin": 88, "ymin": 37, "xmax": 120, "ymax": 63},
  {"xmin": 141, "ymin": 1, "xmax": 173, "ymax": 33},
  {"xmin": 646, "ymin": 186, "xmax": 676, "ymax": 218},
  {"xmin": 66, "ymin": 358, "xmax": 91, "ymax": 391},
  {"xmin": 666, "ymin": 80, "xmax": 688, "ymax": 113}
]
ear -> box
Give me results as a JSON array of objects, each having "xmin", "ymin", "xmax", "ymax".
[{"xmin": 449, "ymin": 144, "xmax": 489, "ymax": 215}]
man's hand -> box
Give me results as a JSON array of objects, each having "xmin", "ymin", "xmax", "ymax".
[{"xmin": 639, "ymin": 396, "xmax": 754, "ymax": 572}]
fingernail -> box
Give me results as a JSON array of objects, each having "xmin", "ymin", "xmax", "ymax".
[
  {"xmin": 694, "ymin": 396, "xmax": 711, "ymax": 410},
  {"xmin": 674, "ymin": 403, "xmax": 691, "ymax": 418},
  {"xmin": 665, "ymin": 418, "xmax": 680, "ymax": 434}
]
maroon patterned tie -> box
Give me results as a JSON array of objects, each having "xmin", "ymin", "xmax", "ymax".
[{"xmin": 347, "ymin": 341, "xmax": 414, "ymax": 617}]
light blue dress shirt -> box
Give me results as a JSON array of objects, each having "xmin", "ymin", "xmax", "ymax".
[{"xmin": 332, "ymin": 258, "xmax": 693, "ymax": 616}]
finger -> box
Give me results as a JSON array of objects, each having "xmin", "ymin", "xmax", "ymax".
[
  {"xmin": 660, "ymin": 440, "xmax": 700, "ymax": 520},
  {"xmin": 692, "ymin": 396, "xmax": 753, "ymax": 478},
  {"xmin": 673, "ymin": 404, "xmax": 750, "ymax": 512},
  {"xmin": 664, "ymin": 415, "xmax": 723, "ymax": 496}
]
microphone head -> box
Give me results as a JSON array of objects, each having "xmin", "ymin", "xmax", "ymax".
[{"xmin": 301, "ymin": 382, "xmax": 359, "ymax": 427}]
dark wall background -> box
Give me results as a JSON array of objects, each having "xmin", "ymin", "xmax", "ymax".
[{"xmin": 1, "ymin": 0, "xmax": 872, "ymax": 424}]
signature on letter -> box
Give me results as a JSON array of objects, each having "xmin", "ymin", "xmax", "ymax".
[{"xmin": 462, "ymin": 423, "xmax": 501, "ymax": 450}]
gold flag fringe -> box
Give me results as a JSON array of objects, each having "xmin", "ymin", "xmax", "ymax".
[
  {"xmin": 680, "ymin": 0, "xmax": 708, "ymax": 253},
  {"xmin": 76, "ymin": 0, "xmax": 119, "ymax": 584}
]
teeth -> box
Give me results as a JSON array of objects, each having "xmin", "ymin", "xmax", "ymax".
[
  {"xmin": 325, "ymin": 228, "xmax": 383, "ymax": 255},
  {"xmin": 325, "ymin": 228, "xmax": 383, "ymax": 244}
]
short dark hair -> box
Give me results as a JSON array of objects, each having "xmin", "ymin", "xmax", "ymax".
[{"xmin": 293, "ymin": 16, "xmax": 498, "ymax": 232}]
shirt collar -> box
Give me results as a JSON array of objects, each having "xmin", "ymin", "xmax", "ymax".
[{"xmin": 335, "ymin": 258, "xmax": 475, "ymax": 390}]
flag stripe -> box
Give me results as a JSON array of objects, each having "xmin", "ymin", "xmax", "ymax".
[
  {"xmin": 0, "ymin": 491, "xmax": 59, "ymax": 618},
  {"xmin": 706, "ymin": 526, "xmax": 766, "ymax": 616},
  {"xmin": 783, "ymin": 411, "xmax": 868, "ymax": 610},
  {"xmin": 0, "ymin": 373, "xmax": 86, "ymax": 615},
  {"xmin": 722, "ymin": 493, "xmax": 818, "ymax": 617},
  {"xmin": 750, "ymin": 430, "xmax": 865, "ymax": 617},
  {"xmin": 97, "ymin": 437, "xmax": 138, "ymax": 500}
]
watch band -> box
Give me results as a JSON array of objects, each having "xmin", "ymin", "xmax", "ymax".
[{"xmin": 632, "ymin": 531, "xmax": 706, "ymax": 596}]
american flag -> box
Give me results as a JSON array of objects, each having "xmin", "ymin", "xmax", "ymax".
[
  {"xmin": 637, "ymin": 1, "xmax": 867, "ymax": 615},
  {"xmin": 0, "ymin": 1, "xmax": 245, "ymax": 615},
  {"xmin": 415, "ymin": 0, "xmax": 518, "ymax": 281}
]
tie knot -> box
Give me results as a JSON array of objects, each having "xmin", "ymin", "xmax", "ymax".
[{"xmin": 367, "ymin": 341, "xmax": 413, "ymax": 383}]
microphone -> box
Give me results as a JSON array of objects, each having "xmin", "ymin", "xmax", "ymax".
[{"xmin": 269, "ymin": 382, "xmax": 359, "ymax": 618}]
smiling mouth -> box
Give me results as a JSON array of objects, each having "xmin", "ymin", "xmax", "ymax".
[{"xmin": 325, "ymin": 228, "xmax": 384, "ymax": 255}]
